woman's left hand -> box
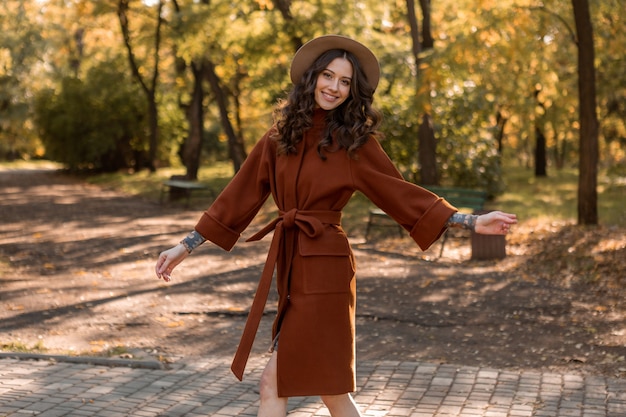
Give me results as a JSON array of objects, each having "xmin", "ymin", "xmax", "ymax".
[{"xmin": 475, "ymin": 211, "xmax": 518, "ymax": 235}]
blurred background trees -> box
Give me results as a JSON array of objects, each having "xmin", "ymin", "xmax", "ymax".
[{"xmin": 1, "ymin": 0, "xmax": 623, "ymax": 224}]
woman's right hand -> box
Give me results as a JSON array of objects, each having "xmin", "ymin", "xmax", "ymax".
[{"xmin": 155, "ymin": 244, "xmax": 189, "ymax": 282}]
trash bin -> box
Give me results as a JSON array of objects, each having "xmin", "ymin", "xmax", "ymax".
[{"xmin": 471, "ymin": 210, "xmax": 507, "ymax": 260}]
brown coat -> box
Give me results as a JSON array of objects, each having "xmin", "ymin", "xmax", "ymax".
[{"xmin": 194, "ymin": 109, "xmax": 456, "ymax": 397}]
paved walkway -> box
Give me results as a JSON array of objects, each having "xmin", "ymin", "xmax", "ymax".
[{"xmin": 0, "ymin": 355, "xmax": 624, "ymax": 417}]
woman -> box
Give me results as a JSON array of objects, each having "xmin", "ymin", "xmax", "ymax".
[{"xmin": 155, "ymin": 34, "xmax": 517, "ymax": 417}]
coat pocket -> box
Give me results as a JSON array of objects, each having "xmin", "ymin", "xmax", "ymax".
[{"xmin": 298, "ymin": 227, "xmax": 355, "ymax": 294}]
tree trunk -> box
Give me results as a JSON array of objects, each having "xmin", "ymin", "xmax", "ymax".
[
  {"xmin": 406, "ymin": 0, "xmax": 438, "ymax": 185},
  {"xmin": 204, "ymin": 60, "xmax": 247, "ymax": 173},
  {"xmin": 117, "ymin": 0, "xmax": 163, "ymax": 172},
  {"xmin": 272, "ymin": 0, "xmax": 303, "ymax": 52},
  {"xmin": 533, "ymin": 87, "xmax": 547, "ymax": 177},
  {"xmin": 418, "ymin": 0, "xmax": 434, "ymax": 49},
  {"xmin": 145, "ymin": 94, "xmax": 158, "ymax": 172},
  {"xmin": 418, "ymin": 113, "xmax": 438, "ymax": 185},
  {"xmin": 181, "ymin": 62, "xmax": 205, "ymax": 180},
  {"xmin": 171, "ymin": 0, "xmax": 203, "ymax": 179},
  {"xmin": 534, "ymin": 126, "xmax": 547, "ymax": 177},
  {"xmin": 495, "ymin": 110, "xmax": 507, "ymax": 154},
  {"xmin": 406, "ymin": 0, "xmax": 421, "ymax": 59},
  {"xmin": 572, "ymin": 0, "xmax": 598, "ymax": 225}
]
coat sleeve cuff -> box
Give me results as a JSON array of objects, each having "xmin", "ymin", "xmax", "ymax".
[
  {"xmin": 409, "ymin": 198, "xmax": 457, "ymax": 251},
  {"xmin": 194, "ymin": 212, "xmax": 241, "ymax": 251}
]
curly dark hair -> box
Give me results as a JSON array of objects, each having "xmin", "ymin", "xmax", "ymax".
[{"xmin": 272, "ymin": 49, "xmax": 383, "ymax": 159}]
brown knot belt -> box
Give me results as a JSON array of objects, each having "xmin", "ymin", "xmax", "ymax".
[{"xmin": 230, "ymin": 208, "xmax": 342, "ymax": 380}]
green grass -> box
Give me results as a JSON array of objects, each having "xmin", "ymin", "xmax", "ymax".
[
  {"xmin": 73, "ymin": 163, "xmax": 626, "ymax": 228},
  {"xmin": 342, "ymin": 166, "xmax": 626, "ymax": 234},
  {"xmin": 105, "ymin": 345, "xmax": 130, "ymax": 357},
  {"xmin": 0, "ymin": 341, "xmax": 47, "ymax": 353},
  {"xmin": 487, "ymin": 166, "xmax": 626, "ymax": 226},
  {"xmin": 5, "ymin": 160, "xmax": 624, "ymax": 227},
  {"xmin": 84, "ymin": 162, "xmax": 235, "ymax": 201},
  {"xmin": 0, "ymin": 160, "xmax": 62, "ymax": 171}
]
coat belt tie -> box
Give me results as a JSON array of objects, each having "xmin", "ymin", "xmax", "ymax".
[{"xmin": 230, "ymin": 208, "xmax": 342, "ymax": 381}]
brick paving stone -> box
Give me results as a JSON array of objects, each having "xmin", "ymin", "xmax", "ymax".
[
  {"xmin": 1, "ymin": 358, "xmax": 625, "ymax": 416},
  {"xmin": 100, "ymin": 405, "xmax": 136, "ymax": 415},
  {"xmin": 66, "ymin": 409, "xmax": 96, "ymax": 416},
  {"xmin": 37, "ymin": 409, "xmax": 73, "ymax": 417},
  {"xmin": 132, "ymin": 410, "xmax": 158, "ymax": 417}
]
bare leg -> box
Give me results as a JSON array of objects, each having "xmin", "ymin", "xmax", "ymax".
[
  {"xmin": 257, "ymin": 351, "xmax": 288, "ymax": 417},
  {"xmin": 321, "ymin": 393, "xmax": 362, "ymax": 417}
]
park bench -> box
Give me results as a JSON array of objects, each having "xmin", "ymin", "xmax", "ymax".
[
  {"xmin": 365, "ymin": 186, "xmax": 503, "ymax": 259},
  {"xmin": 159, "ymin": 178, "xmax": 215, "ymax": 208}
]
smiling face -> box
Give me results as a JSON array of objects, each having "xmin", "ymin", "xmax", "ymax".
[{"xmin": 314, "ymin": 57, "xmax": 353, "ymax": 110}]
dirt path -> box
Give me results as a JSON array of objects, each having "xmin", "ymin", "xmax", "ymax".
[{"xmin": 1, "ymin": 167, "xmax": 624, "ymax": 379}]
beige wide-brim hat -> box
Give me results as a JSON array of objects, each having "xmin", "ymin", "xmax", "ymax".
[{"xmin": 290, "ymin": 34, "xmax": 380, "ymax": 91}]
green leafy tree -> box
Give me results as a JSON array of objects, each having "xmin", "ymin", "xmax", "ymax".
[
  {"xmin": 34, "ymin": 61, "xmax": 147, "ymax": 171},
  {"xmin": 117, "ymin": 0, "xmax": 164, "ymax": 172},
  {"xmin": 0, "ymin": 1, "xmax": 45, "ymax": 159},
  {"xmin": 593, "ymin": 0, "xmax": 625, "ymax": 174},
  {"xmin": 1, "ymin": 0, "xmax": 622, "ymax": 224}
]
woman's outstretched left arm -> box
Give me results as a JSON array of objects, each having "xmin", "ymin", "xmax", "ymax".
[{"xmin": 446, "ymin": 211, "xmax": 517, "ymax": 235}]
